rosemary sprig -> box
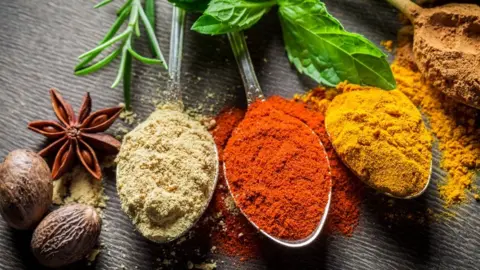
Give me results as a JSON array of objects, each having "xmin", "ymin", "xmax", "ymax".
[{"xmin": 75, "ymin": 0, "xmax": 167, "ymax": 109}]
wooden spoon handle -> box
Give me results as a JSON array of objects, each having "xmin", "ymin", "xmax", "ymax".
[{"xmin": 386, "ymin": 0, "xmax": 422, "ymax": 22}]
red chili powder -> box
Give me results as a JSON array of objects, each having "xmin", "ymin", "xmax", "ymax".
[
  {"xmin": 224, "ymin": 98, "xmax": 332, "ymax": 240},
  {"xmin": 207, "ymin": 95, "xmax": 363, "ymax": 261},
  {"xmin": 271, "ymin": 95, "xmax": 363, "ymax": 236},
  {"xmin": 207, "ymin": 108, "xmax": 261, "ymax": 259}
]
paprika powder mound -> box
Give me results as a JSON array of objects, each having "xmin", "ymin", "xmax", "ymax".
[
  {"xmin": 224, "ymin": 98, "xmax": 332, "ymax": 240},
  {"xmin": 269, "ymin": 96, "xmax": 363, "ymax": 236}
]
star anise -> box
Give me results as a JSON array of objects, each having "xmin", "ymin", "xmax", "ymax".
[{"xmin": 28, "ymin": 89, "xmax": 123, "ymax": 180}]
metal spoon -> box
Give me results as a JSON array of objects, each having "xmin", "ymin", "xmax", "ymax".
[
  {"xmin": 117, "ymin": 6, "xmax": 219, "ymax": 244},
  {"xmin": 161, "ymin": 6, "xmax": 219, "ymax": 243},
  {"xmin": 225, "ymin": 31, "xmax": 332, "ymax": 248},
  {"xmin": 386, "ymin": 0, "xmax": 480, "ymax": 109},
  {"xmin": 324, "ymin": 108, "xmax": 432, "ymax": 200}
]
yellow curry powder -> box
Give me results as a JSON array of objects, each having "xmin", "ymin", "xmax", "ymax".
[
  {"xmin": 296, "ymin": 63, "xmax": 480, "ymax": 205},
  {"xmin": 391, "ymin": 63, "xmax": 480, "ymax": 205},
  {"xmin": 325, "ymin": 89, "xmax": 432, "ymax": 198}
]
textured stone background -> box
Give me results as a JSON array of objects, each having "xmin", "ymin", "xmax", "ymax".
[{"xmin": 0, "ymin": 0, "xmax": 478, "ymax": 269}]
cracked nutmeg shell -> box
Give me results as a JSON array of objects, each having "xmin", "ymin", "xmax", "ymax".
[
  {"xmin": 0, "ymin": 149, "xmax": 53, "ymax": 230},
  {"xmin": 31, "ymin": 204, "xmax": 101, "ymax": 268}
]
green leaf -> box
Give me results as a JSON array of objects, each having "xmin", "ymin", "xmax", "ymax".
[
  {"xmin": 112, "ymin": 45, "xmax": 130, "ymax": 89},
  {"xmin": 75, "ymin": 49, "xmax": 121, "ymax": 76},
  {"xmin": 278, "ymin": 0, "xmax": 396, "ymax": 90},
  {"xmin": 94, "ymin": 0, "xmax": 114, "ymax": 9},
  {"xmin": 138, "ymin": 1, "xmax": 167, "ymax": 69},
  {"xmin": 117, "ymin": 0, "xmax": 133, "ymax": 16},
  {"xmin": 191, "ymin": 14, "xmax": 238, "ymax": 35},
  {"xmin": 75, "ymin": 5, "xmax": 131, "ymax": 70},
  {"xmin": 192, "ymin": 0, "xmax": 276, "ymax": 35},
  {"xmin": 168, "ymin": 0, "xmax": 210, "ymax": 12},
  {"xmin": 145, "ymin": 0, "xmax": 157, "ymax": 57},
  {"xmin": 78, "ymin": 29, "xmax": 131, "ymax": 59},
  {"xmin": 127, "ymin": 47, "xmax": 164, "ymax": 65}
]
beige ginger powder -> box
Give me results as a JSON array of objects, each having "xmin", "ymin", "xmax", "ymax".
[{"xmin": 116, "ymin": 106, "xmax": 217, "ymax": 242}]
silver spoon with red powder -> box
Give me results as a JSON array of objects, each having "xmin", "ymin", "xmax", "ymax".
[{"xmin": 223, "ymin": 31, "xmax": 332, "ymax": 248}]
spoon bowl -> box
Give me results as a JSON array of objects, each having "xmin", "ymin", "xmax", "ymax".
[
  {"xmin": 324, "ymin": 111, "xmax": 432, "ymax": 200},
  {"xmin": 223, "ymin": 161, "xmax": 331, "ymax": 247},
  {"xmin": 223, "ymin": 120, "xmax": 333, "ymax": 247},
  {"xmin": 116, "ymin": 144, "xmax": 219, "ymax": 244}
]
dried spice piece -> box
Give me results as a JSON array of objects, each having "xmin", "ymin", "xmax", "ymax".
[
  {"xmin": 0, "ymin": 149, "xmax": 52, "ymax": 230},
  {"xmin": 28, "ymin": 89, "xmax": 123, "ymax": 180}
]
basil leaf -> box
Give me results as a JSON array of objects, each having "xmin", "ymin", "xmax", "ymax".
[
  {"xmin": 191, "ymin": 14, "xmax": 239, "ymax": 35},
  {"xmin": 192, "ymin": 0, "xmax": 276, "ymax": 35},
  {"xmin": 168, "ymin": 0, "xmax": 210, "ymax": 12},
  {"xmin": 278, "ymin": 0, "xmax": 396, "ymax": 90}
]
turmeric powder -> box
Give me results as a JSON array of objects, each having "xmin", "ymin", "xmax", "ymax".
[
  {"xmin": 325, "ymin": 89, "xmax": 432, "ymax": 198},
  {"xmin": 392, "ymin": 62, "xmax": 480, "ymax": 205},
  {"xmin": 297, "ymin": 54, "xmax": 480, "ymax": 205}
]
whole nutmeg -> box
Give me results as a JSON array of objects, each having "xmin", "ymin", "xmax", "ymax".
[
  {"xmin": 31, "ymin": 204, "xmax": 102, "ymax": 268},
  {"xmin": 0, "ymin": 149, "xmax": 52, "ymax": 229}
]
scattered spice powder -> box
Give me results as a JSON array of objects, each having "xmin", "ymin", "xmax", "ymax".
[
  {"xmin": 392, "ymin": 39, "xmax": 480, "ymax": 205},
  {"xmin": 207, "ymin": 108, "xmax": 261, "ymax": 259},
  {"xmin": 224, "ymin": 98, "xmax": 332, "ymax": 240},
  {"xmin": 381, "ymin": 40, "xmax": 394, "ymax": 52},
  {"xmin": 53, "ymin": 165, "xmax": 108, "ymax": 212}
]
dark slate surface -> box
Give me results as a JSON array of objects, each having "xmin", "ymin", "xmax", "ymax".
[{"xmin": 0, "ymin": 0, "xmax": 479, "ymax": 269}]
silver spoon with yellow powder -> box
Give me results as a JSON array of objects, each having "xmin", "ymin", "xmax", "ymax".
[
  {"xmin": 325, "ymin": 89, "xmax": 432, "ymax": 199},
  {"xmin": 116, "ymin": 7, "xmax": 219, "ymax": 243}
]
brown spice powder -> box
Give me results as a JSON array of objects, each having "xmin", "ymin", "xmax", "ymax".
[{"xmin": 413, "ymin": 4, "xmax": 480, "ymax": 108}]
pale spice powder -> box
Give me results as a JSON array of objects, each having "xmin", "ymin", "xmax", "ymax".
[
  {"xmin": 53, "ymin": 166, "xmax": 107, "ymax": 211},
  {"xmin": 116, "ymin": 105, "xmax": 217, "ymax": 243}
]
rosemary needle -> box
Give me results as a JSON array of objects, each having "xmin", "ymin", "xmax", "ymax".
[{"xmin": 75, "ymin": 0, "xmax": 167, "ymax": 109}]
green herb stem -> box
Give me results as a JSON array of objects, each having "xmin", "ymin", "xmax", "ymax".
[
  {"xmin": 75, "ymin": 0, "xmax": 168, "ymax": 109},
  {"xmin": 138, "ymin": 1, "xmax": 167, "ymax": 69},
  {"xmin": 75, "ymin": 5, "xmax": 132, "ymax": 71},
  {"xmin": 117, "ymin": 0, "xmax": 134, "ymax": 15}
]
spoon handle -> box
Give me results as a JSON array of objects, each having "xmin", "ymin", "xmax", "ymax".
[
  {"xmin": 228, "ymin": 31, "xmax": 265, "ymax": 105},
  {"xmin": 167, "ymin": 6, "xmax": 186, "ymax": 106},
  {"xmin": 386, "ymin": 0, "xmax": 422, "ymax": 22}
]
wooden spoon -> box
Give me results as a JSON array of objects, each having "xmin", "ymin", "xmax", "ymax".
[{"xmin": 387, "ymin": 0, "xmax": 480, "ymax": 109}]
